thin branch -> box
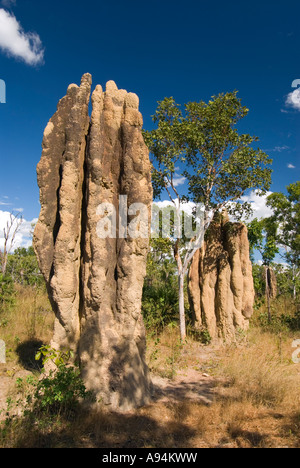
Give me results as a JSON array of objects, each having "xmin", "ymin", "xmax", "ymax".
[{"xmin": 1, "ymin": 212, "xmax": 23, "ymax": 275}]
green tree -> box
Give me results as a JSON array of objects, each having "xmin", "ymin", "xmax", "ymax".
[
  {"xmin": 0, "ymin": 272, "xmax": 15, "ymax": 309},
  {"xmin": 142, "ymin": 236, "xmax": 178, "ymax": 330},
  {"xmin": 252, "ymin": 263, "xmax": 265, "ymax": 298},
  {"xmin": 247, "ymin": 217, "xmax": 279, "ymax": 321},
  {"xmin": 273, "ymin": 263, "xmax": 300, "ymax": 299},
  {"xmin": 247, "ymin": 217, "xmax": 279, "ymax": 266},
  {"xmin": 144, "ymin": 92, "xmax": 272, "ymax": 340},
  {"xmin": 6, "ymin": 246, "xmax": 44, "ymax": 287}
]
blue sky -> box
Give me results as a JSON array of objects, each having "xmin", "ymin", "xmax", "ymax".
[{"xmin": 0, "ymin": 0, "xmax": 299, "ymax": 241}]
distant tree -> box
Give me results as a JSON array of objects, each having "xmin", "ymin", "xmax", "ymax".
[
  {"xmin": 0, "ymin": 272, "xmax": 15, "ymax": 309},
  {"xmin": 273, "ymin": 263, "xmax": 300, "ymax": 299},
  {"xmin": 142, "ymin": 223, "xmax": 178, "ymax": 329},
  {"xmin": 6, "ymin": 246, "xmax": 44, "ymax": 287},
  {"xmin": 252, "ymin": 263, "xmax": 265, "ymax": 298},
  {"xmin": 266, "ymin": 182, "xmax": 300, "ymax": 299},
  {"xmin": 247, "ymin": 217, "xmax": 279, "ymax": 321},
  {"xmin": 144, "ymin": 92, "xmax": 272, "ymax": 340}
]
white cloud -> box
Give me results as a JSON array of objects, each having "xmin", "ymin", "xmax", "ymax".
[
  {"xmin": 154, "ymin": 199, "xmax": 197, "ymax": 217},
  {"xmin": 0, "ymin": 8, "xmax": 44, "ymax": 65},
  {"xmin": 285, "ymin": 88, "xmax": 300, "ymax": 111},
  {"xmin": 164, "ymin": 173, "xmax": 187, "ymax": 189},
  {"xmin": 238, "ymin": 190, "xmax": 274, "ymax": 222},
  {"xmin": 172, "ymin": 176, "xmax": 186, "ymax": 187},
  {"xmin": 272, "ymin": 145, "xmax": 289, "ymax": 153},
  {"xmin": 0, "ymin": 210, "xmax": 37, "ymax": 251},
  {"xmin": 287, "ymin": 163, "xmax": 296, "ymax": 169},
  {"xmin": 264, "ymin": 145, "xmax": 290, "ymax": 153},
  {"xmin": 155, "ymin": 190, "xmax": 274, "ymax": 223}
]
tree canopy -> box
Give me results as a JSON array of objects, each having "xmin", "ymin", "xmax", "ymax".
[
  {"xmin": 144, "ymin": 92, "xmax": 272, "ymax": 219},
  {"xmin": 267, "ymin": 181, "xmax": 300, "ymax": 269},
  {"xmin": 143, "ymin": 91, "xmax": 273, "ymax": 340}
]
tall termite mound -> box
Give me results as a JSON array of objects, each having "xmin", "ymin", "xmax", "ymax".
[
  {"xmin": 188, "ymin": 212, "xmax": 255, "ymax": 342},
  {"xmin": 33, "ymin": 74, "xmax": 153, "ymax": 411}
]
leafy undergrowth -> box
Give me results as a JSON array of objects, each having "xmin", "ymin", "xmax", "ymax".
[
  {"xmin": 1, "ymin": 321, "xmax": 300, "ymax": 448},
  {"xmin": 1, "ymin": 287, "xmax": 300, "ymax": 448}
]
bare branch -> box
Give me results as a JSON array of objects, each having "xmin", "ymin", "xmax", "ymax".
[{"xmin": 1, "ymin": 211, "xmax": 23, "ymax": 275}]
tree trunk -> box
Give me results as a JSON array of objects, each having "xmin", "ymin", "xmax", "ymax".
[
  {"xmin": 265, "ymin": 266, "xmax": 271, "ymax": 323},
  {"xmin": 1, "ymin": 248, "xmax": 8, "ymax": 276},
  {"xmin": 292, "ymin": 266, "xmax": 297, "ymax": 300},
  {"xmin": 0, "ymin": 233, "xmax": 6, "ymax": 275},
  {"xmin": 1, "ymin": 212, "xmax": 23, "ymax": 276},
  {"xmin": 178, "ymin": 271, "xmax": 186, "ymax": 341},
  {"xmin": 174, "ymin": 237, "xmax": 186, "ymax": 342}
]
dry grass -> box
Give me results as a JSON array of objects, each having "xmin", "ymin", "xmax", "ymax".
[
  {"xmin": 0, "ymin": 285, "xmax": 54, "ymax": 371},
  {"xmin": 209, "ymin": 328, "xmax": 300, "ymax": 447},
  {"xmin": 3, "ymin": 389, "xmax": 299, "ymax": 448},
  {"xmin": 146, "ymin": 325, "xmax": 183, "ymax": 378},
  {"xmin": 215, "ymin": 329, "xmax": 300, "ymax": 408},
  {"xmin": 142, "ymin": 325, "xmax": 300, "ymax": 448},
  {"xmin": 1, "ymin": 289, "xmax": 300, "ymax": 448}
]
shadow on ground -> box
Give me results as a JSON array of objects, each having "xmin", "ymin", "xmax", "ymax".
[
  {"xmin": 15, "ymin": 339, "xmax": 44, "ymax": 371},
  {"xmin": 3, "ymin": 366, "xmax": 299, "ymax": 448}
]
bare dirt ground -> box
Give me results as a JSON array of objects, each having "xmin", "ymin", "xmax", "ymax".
[
  {"xmin": 0, "ymin": 365, "xmax": 218, "ymax": 418},
  {"xmin": 0, "ymin": 373, "xmax": 11, "ymax": 416},
  {"xmin": 0, "ymin": 338, "xmax": 221, "ymax": 419},
  {"xmin": 0, "ymin": 366, "xmax": 32, "ymax": 418},
  {"xmin": 1, "ymin": 337, "xmax": 299, "ymax": 448},
  {"xmin": 151, "ymin": 368, "xmax": 218, "ymax": 406}
]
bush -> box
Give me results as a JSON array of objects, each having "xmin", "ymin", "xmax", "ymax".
[
  {"xmin": 1, "ymin": 346, "xmax": 93, "ymax": 430},
  {"xmin": 32, "ymin": 346, "xmax": 93, "ymax": 415},
  {"xmin": 6, "ymin": 247, "xmax": 44, "ymax": 288},
  {"xmin": 283, "ymin": 308, "xmax": 300, "ymax": 331},
  {"xmin": 187, "ymin": 324, "xmax": 212, "ymax": 345},
  {"xmin": 0, "ymin": 273, "xmax": 15, "ymax": 309},
  {"xmin": 254, "ymin": 303, "xmax": 300, "ymax": 334},
  {"xmin": 142, "ymin": 283, "xmax": 179, "ymax": 330},
  {"xmin": 33, "ymin": 364, "xmax": 90, "ymax": 415}
]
